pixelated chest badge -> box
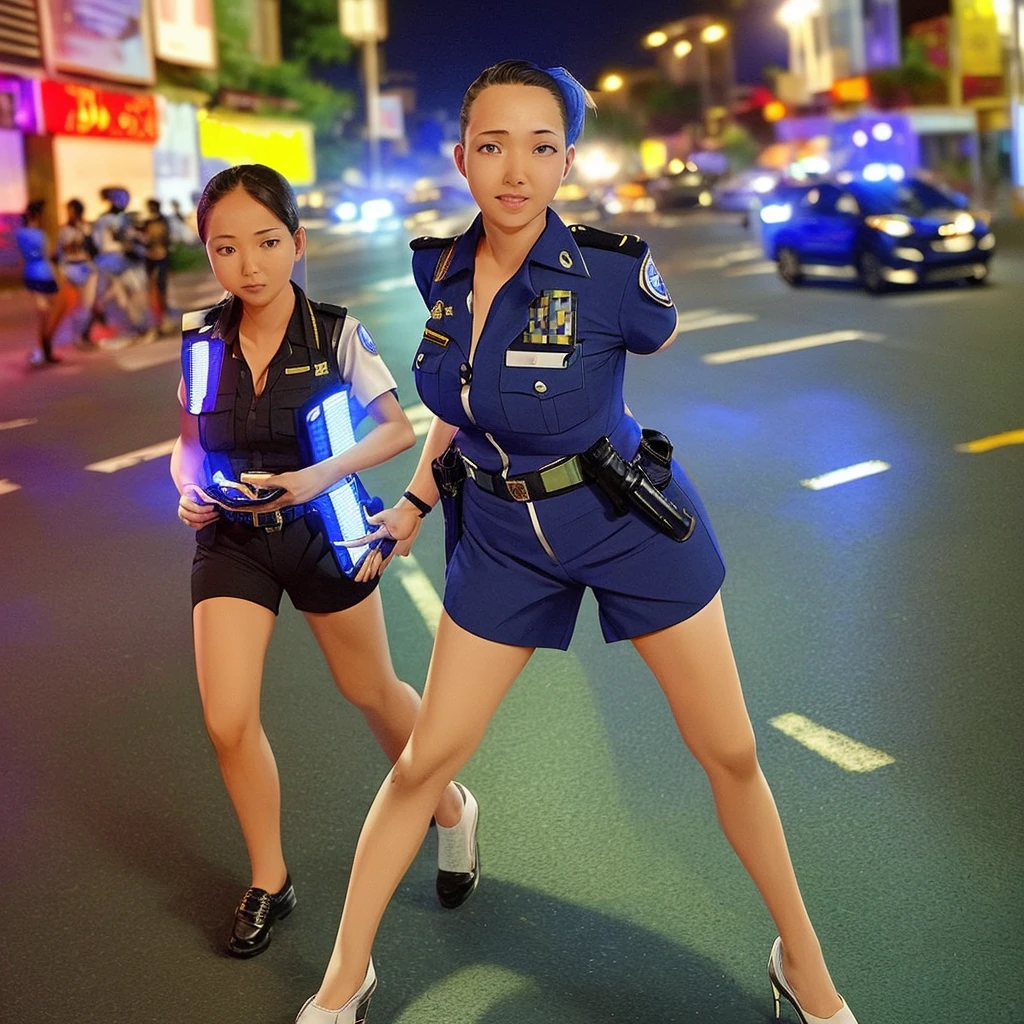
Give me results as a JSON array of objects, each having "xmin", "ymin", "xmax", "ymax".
[
  {"xmin": 357, "ymin": 323, "xmax": 378, "ymax": 355},
  {"xmin": 522, "ymin": 290, "xmax": 577, "ymax": 346},
  {"xmin": 640, "ymin": 251, "xmax": 673, "ymax": 307}
]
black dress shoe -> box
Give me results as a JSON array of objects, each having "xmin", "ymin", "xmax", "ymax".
[
  {"xmin": 436, "ymin": 783, "xmax": 480, "ymax": 909},
  {"xmin": 226, "ymin": 875, "xmax": 296, "ymax": 958}
]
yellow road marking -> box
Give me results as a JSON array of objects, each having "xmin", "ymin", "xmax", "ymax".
[
  {"xmin": 771, "ymin": 713, "xmax": 895, "ymax": 773},
  {"xmin": 955, "ymin": 429, "xmax": 1024, "ymax": 454}
]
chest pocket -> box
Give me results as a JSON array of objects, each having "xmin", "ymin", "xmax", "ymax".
[
  {"xmin": 498, "ymin": 344, "xmax": 589, "ymax": 434},
  {"xmin": 269, "ymin": 368, "xmax": 318, "ymax": 440},
  {"xmin": 412, "ymin": 331, "xmax": 449, "ymax": 416}
]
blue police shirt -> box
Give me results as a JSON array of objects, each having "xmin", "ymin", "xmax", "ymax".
[{"xmin": 411, "ymin": 209, "xmax": 677, "ymax": 476}]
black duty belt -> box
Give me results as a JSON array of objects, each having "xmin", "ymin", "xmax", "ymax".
[
  {"xmin": 220, "ymin": 504, "xmax": 309, "ymax": 531},
  {"xmin": 461, "ymin": 453, "xmax": 586, "ymax": 503}
]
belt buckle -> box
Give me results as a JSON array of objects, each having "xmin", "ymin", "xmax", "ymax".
[
  {"xmin": 251, "ymin": 509, "xmax": 285, "ymax": 531},
  {"xmin": 506, "ymin": 478, "xmax": 530, "ymax": 502}
]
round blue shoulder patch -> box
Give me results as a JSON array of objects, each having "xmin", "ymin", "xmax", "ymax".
[
  {"xmin": 640, "ymin": 251, "xmax": 673, "ymax": 307},
  {"xmin": 357, "ymin": 323, "xmax": 378, "ymax": 355}
]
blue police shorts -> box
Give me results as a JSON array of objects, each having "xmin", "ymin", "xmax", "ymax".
[
  {"xmin": 191, "ymin": 514, "xmax": 379, "ymax": 615},
  {"xmin": 25, "ymin": 278, "xmax": 58, "ymax": 295},
  {"xmin": 443, "ymin": 461, "xmax": 726, "ymax": 650}
]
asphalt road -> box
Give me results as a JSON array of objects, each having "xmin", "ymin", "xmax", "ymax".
[{"xmin": 1, "ymin": 212, "xmax": 1022, "ymax": 1023}]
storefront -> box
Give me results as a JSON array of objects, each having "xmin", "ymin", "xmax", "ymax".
[
  {"xmin": 154, "ymin": 97, "xmax": 202, "ymax": 213},
  {"xmin": 0, "ymin": 75, "xmax": 40, "ymax": 276},
  {"xmin": 28, "ymin": 80, "xmax": 158, "ymax": 221}
]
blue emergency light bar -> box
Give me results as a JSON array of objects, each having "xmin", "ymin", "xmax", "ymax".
[
  {"xmin": 182, "ymin": 332, "xmax": 226, "ymax": 415},
  {"xmin": 300, "ymin": 383, "xmax": 390, "ymax": 576}
]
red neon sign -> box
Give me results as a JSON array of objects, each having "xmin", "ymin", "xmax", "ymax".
[{"xmin": 40, "ymin": 81, "xmax": 157, "ymax": 142}]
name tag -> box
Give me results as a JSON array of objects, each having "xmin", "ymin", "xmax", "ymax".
[
  {"xmin": 284, "ymin": 365, "xmax": 310, "ymax": 375},
  {"xmin": 505, "ymin": 348, "xmax": 574, "ymax": 368}
]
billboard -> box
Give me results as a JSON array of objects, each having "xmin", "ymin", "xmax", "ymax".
[
  {"xmin": 41, "ymin": 80, "xmax": 158, "ymax": 142},
  {"xmin": 153, "ymin": 0, "xmax": 216, "ymax": 69},
  {"xmin": 44, "ymin": 0, "xmax": 154, "ymax": 84}
]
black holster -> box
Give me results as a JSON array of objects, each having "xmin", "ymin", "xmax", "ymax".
[
  {"xmin": 580, "ymin": 429, "xmax": 695, "ymax": 543},
  {"xmin": 431, "ymin": 441, "xmax": 467, "ymax": 564}
]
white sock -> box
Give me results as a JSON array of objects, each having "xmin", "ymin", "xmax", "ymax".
[{"xmin": 436, "ymin": 784, "xmax": 478, "ymax": 874}]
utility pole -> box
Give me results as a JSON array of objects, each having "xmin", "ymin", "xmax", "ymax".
[
  {"xmin": 340, "ymin": 0, "xmax": 388, "ymax": 188},
  {"xmin": 1011, "ymin": 0, "xmax": 1024, "ymax": 212}
]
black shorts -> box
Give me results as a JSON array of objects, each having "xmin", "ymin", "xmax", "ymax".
[
  {"xmin": 191, "ymin": 513, "xmax": 379, "ymax": 614},
  {"xmin": 25, "ymin": 278, "xmax": 59, "ymax": 295}
]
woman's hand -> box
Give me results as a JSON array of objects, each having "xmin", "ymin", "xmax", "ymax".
[
  {"xmin": 239, "ymin": 465, "xmax": 327, "ymax": 511},
  {"xmin": 178, "ymin": 485, "xmax": 220, "ymax": 529},
  {"xmin": 349, "ymin": 505, "xmax": 424, "ymax": 583}
]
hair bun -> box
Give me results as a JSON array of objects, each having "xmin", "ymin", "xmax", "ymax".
[{"xmin": 543, "ymin": 66, "xmax": 596, "ymax": 145}]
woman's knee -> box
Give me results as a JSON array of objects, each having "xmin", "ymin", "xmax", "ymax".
[
  {"xmin": 696, "ymin": 731, "xmax": 760, "ymax": 782},
  {"xmin": 202, "ymin": 702, "xmax": 260, "ymax": 754},
  {"xmin": 389, "ymin": 744, "xmax": 459, "ymax": 795}
]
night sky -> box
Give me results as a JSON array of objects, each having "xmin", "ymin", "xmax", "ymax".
[{"xmin": 382, "ymin": 0, "xmax": 790, "ymax": 116}]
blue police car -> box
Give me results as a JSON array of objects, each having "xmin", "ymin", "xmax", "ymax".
[{"xmin": 763, "ymin": 178, "xmax": 996, "ymax": 293}]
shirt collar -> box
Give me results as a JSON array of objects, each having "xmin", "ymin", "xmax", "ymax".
[{"xmin": 440, "ymin": 208, "xmax": 590, "ymax": 283}]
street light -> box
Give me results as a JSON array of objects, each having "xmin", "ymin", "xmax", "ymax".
[
  {"xmin": 701, "ymin": 23, "xmax": 727, "ymax": 44},
  {"xmin": 601, "ymin": 73, "xmax": 625, "ymax": 92},
  {"xmin": 645, "ymin": 30, "xmax": 669, "ymax": 47},
  {"xmin": 673, "ymin": 39, "xmax": 693, "ymax": 57},
  {"xmin": 340, "ymin": 0, "xmax": 388, "ymax": 188}
]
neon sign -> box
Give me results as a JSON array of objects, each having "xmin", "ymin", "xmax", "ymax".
[{"xmin": 40, "ymin": 81, "xmax": 157, "ymax": 142}]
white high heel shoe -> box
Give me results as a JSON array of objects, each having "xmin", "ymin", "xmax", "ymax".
[
  {"xmin": 768, "ymin": 938, "xmax": 858, "ymax": 1024},
  {"xmin": 295, "ymin": 959, "xmax": 376, "ymax": 1024}
]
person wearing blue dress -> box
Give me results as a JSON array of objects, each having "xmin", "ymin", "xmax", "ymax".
[
  {"xmin": 296, "ymin": 61, "xmax": 860, "ymax": 1024},
  {"xmin": 15, "ymin": 200, "xmax": 66, "ymax": 366}
]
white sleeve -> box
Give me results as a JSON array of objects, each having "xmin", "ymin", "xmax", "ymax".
[{"xmin": 336, "ymin": 315, "xmax": 398, "ymax": 411}]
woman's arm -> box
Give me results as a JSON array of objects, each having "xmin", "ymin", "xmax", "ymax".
[
  {"xmin": 171, "ymin": 378, "xmax": 219, "ymax": 528},
  {"xmin": 394, "ymin": 414, "xmax": 458, "ymax": 515}
]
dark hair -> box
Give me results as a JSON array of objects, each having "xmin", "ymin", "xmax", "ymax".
[
  {"xmin": 147, "ymin": 198, "xmax": 161, "ymax": 214},
  {"xmin": 459, "ymin": 59, "xmax": 595, "ymax": 146},
  {"xmin": 100, "ymin": 186, "xmax": 130, "ymax": 212},
  {"xmin": 196, "ymin": 164, "xmax": 300, "ymax": 244},
  {"xmin": 67, "ymin": 198, "xmax": 85, "ymax": 220},
  {"xmin": 23, "ymin": 199, "xmax": 45, "ymax": 225}
]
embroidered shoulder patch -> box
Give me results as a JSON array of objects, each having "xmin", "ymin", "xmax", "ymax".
[
  {"xmin": 357, "ymin": 323, "xmax": 378, "ymax": 355},
  {"xmin": 639, "ymin": 251, "xmax": 673, "ymax": 307}
]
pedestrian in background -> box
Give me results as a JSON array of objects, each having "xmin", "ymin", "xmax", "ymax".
[
  {"xmin": 84, "ymin": 186, "xmax": 144, "ymax": 343},
  {"xmin": 56, "ymin": 198, "xmax": 98, "ymax": 351},
  {"xmin": 15, "ymin": 200, "xmax": 65, "ymax": 366},
  {"xmin": 140, "ymin": 197, "xmax": 171, "ymax": 341},
  {"xmin": 298, "ymin": 60, "xmax": 859, "ymax": 1024},
  {"xmin": 170, "ymin": 164, "xmax": 479, "ymax": 960}
]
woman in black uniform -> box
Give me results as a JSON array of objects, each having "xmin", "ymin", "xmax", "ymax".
[{"xmin": 170, "ymin": 165, "xmax": 479, "ymax": 958}]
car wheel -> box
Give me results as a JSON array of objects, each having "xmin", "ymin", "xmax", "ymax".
[
  {"xmin": 857, "ymin": 251, "xmax": 888, "ymax": 294},
  {"xmin": 777, "ymin": 247, "xmax": 803, "ymax": 286}
]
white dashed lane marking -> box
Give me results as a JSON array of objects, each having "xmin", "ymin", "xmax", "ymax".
[
  {"xmin": 0, "ymin": 479, "xmax": 22, "ymax": 496},
  {"xmin": 723, "ymin": 261, "xmax": 777, "ymax": 277},
  {"xmin": 800, "ymin": 460, "xmax": 891, "ymax": 490},
  {"xmin": 86, "ymin": 439, "xmax": 177, "ymax": 474},
  {"xmin": 0, "ymin": 418, "xmax": 38, "ymax": 431},
  {"xmin": 703, "ymin": 329, "xmax": 884, "ymax": 365},
  {"xmin": 675, "ymin": 309, "xmax": 758, "ymax": 333},
  {"xmin": 771, "ymin": 713, "xmax": 896, "ymax": 773}
]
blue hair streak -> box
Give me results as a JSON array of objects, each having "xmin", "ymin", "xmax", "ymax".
[{"xmin": 543, "ymin": 66, "xmax": 596, "ymax": 146}]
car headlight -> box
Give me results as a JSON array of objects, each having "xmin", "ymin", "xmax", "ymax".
[
  {"xmin": 865, "ymin": 215, "xmax": 913, "ymax": 238},
  {"xmin": 361, "ymin": 198, "xmax": 395, "ymax": 220},
  {"xmin": 894, "ymin": 246, "xmax": 924, "ymax": 262},
  {"xmin": 334, "ymin": 201, "xmax": 358, "ymax": 222},
  {"xmin": 760, "ymin": 202, "xmax": 792, "ymax": 224},
  {"xmin": 751, "ymin": 175, "xmax": 775, "ymax": 194},
  {"xmin": 978, "ymin": 233, "xmax": 996, "ymax": 250},
  {"xmin": 938, "ymin": 212, "xmax": 975, "ymax": 236}
]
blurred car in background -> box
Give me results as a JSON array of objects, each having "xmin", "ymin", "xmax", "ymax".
[
  {"xmin": 601, "ymin": 179, "xmax": 657, "ymax": 217},
  {"xmin": 765, "ymin": 177, "xmax": 994, "ymax": 293},
  {"xmin": 712, "ymin": 168, "xmax": 781, "ymax": 216},
  {"xmin": 552, "ymin": 182, "xmax": 606, "ymax": 224},
  {"xmin": 758, "ymin": 181, "xmax": 822, "ymax": 258},
  {"xmin": 402, "ymin": 180, "xmax": 476, "ymax": 235},
  {"xmin": 645, "ymin": 165, "xmax": 717, "ymax": 211}
]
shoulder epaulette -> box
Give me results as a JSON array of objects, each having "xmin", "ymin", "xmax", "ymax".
[
  {"xmin": 181, "ymin": 298, "xmax": 230, "ymax": 333},
  {"xmin": 568, "ymin": 224, "xmax": 647, "ymax": 258},
  {"xmin": 409, "ymin": 234, "xmax": 459, "ymax": 251},
  {"xmin": 313, "ymin": 300, "xmax": 348, "ymax": 321}
]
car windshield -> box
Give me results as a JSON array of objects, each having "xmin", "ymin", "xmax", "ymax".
[{"xmin": 856, "ymin": 181, "xmax": 965, "ymax": 216}]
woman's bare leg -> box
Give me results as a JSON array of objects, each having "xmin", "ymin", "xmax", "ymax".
[
  {"xmin": 304, "ymin": 590, "xmax": 462, "ymax": 827},
  {"xmin": 315, "ymin": 611, "xmax": 532, "ymax": 1008},
  {"xmin": 633, "ymin": 592, "xmax": 843, "ymax": 1017},
  {"xmin": 193, "ymin": 596, "xmax": 285, "ymax": 891}
]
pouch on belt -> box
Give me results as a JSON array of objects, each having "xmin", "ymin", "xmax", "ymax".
[{"xmin": 431, "ymin": 441, "xmax": 467, "ymax": 564}]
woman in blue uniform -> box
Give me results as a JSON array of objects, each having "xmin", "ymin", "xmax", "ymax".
[
  {"xmin": 169, "ymin": 165, "xmax": 479, "ymax": 959},
  {"xmin": 297, "ymin": 64, "xmax": 859, "ymax": 1024},
  {"xmin": 15, "ymin": 200, "xmax": 66, "ymax": 365}
]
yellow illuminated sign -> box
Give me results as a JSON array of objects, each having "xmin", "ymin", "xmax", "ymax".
[
  {"xmin": 199, "ymin": 112, "xmax": 316, "ymax": 186},
  {"xmin": 953, "ymin": 0, "xmax": 1003, "ymax": 77},
  {"xmin": 639, "ymin": 138, "xmax": 668, "ymax": 175}
]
